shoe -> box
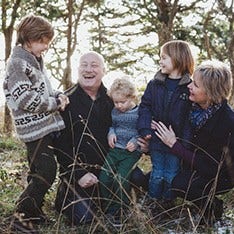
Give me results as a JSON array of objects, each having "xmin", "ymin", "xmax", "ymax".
[
  {"xmin": 16, "ymin": 196, "xmax": 52, "ymax": 225},
  {"xmin": 10, "ymin": 212, "xmax": 39, "ymax": 234},
  {"xmin": 193, "ymin": 198, "xmax": 224, "ymax": 226},
  {"xmin": 213, "ymin": 197, "xmax": 223, "ymax": 220},
  {"xmin": 203, "ymin": 197, "xmax": 224, "ymax": 225}
]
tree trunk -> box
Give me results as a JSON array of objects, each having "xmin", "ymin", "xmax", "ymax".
[
  {"xmin": 3, "ymin": 29, "xmax": 14, "ymax": 135},
  {"xmin": 3, "ymin": 105, "xmax": 13, "ymax": 135},
  {"xmin": 2, "ymin": 0, "xmax": 21, "ymax": 135},
  {"xmin": 62, "ymin": 0, "xmax": 85, "ymax": 90},
  {"xmin": 63, "ymin": 0, "xmax": 73, "ymax": 90}
]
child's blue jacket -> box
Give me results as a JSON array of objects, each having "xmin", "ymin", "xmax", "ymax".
[{"xmin": 137, "ymin": 70, "xmax": 192, "ymax": 153}]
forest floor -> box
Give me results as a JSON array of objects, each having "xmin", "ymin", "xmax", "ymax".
[{"xmin": 0, "ymin": 136, "xmax": 234, "ymax": 234}]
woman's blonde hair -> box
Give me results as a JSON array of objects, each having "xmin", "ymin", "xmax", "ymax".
[
  {"xmin": 161, "ymin": 40, "xmax": 195, "ymax": 75},
  {"xmin": 16, "ymin": 14, "xmax": 54, "ymax": 46},
  {"xmin": 108, "ymin": 77, "xmax": 138, "ymax": 103},
  {"xmin": 195, "ymin": 60, "xmax": 233, "ymax": 104}
]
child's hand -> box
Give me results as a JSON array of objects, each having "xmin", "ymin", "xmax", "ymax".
[
  {"xmin": 58, "ymin": 94, "xmax": 69, "ymax": 111},
  {"xmin": 137, "ymin": 137, "xmax": 149, "ymax": 153},
  {"xmin": 126, "ymin": 142, "xmax": 137, "ymax": 152},
  {"xmin": 108, "ymin": 134, "xmax": 116, "ymax": 148},
  {"xmin": 144, "ymin": 134, "xmax": 152, "ymax": 140}
]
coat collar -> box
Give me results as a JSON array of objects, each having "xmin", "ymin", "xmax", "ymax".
[
  {"xmin": 153, "ymin": 70, "xmax": 191, "ymax": 86},
  {"xmin": 12, "ymin": 46, "xmax": 43, "ymax": 70},
  {"xmin": 65, "ymin": 82, "xmax": 108, "ymax": 99}
]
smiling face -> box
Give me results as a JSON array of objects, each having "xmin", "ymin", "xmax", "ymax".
[
  {"xmin": 159, "ymin": 52, "xmax": 180, "ymax": 78},
  {"xmin": 187, "ymin": 71, "xmax": 209, "ymax": 109},
  {"xmin": 24, "ymin": 37, "xmax": 51, "ymax": 57},
  {"xmin": 78, "ymin": 52, "xmax": 105, "ymax": 93}
]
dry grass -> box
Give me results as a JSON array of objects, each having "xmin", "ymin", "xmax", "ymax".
[{"xmin": 0, "ymin": 136, "xmax": 234, "ymax": 233}]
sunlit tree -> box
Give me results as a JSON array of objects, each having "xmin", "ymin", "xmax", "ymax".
[
  {"xmin": 1, "ymin": 0, "xmax": 234, "ymax": 134},
  {"xmin": 87, "ymin": 0, "xmax": 202, "ymax": 78},
  {"xmin": 46, "ymin": 0, "xmax": 86, "ymax": 90},
  {"xmin": 1, "ymin": 0, "xmax": 22, "ymax": 134},
  {"xmin": 1, "ymin": 0, "xmax": 87, "ymax": 134}
]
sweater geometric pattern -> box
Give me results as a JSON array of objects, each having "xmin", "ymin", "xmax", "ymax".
[
  {"xmin": 108, "ymin": 106, "xmax": 139, "ymax": 149},
  {"xmin": 3, "ymin": 46, "xmax": 65, "ymax": 142}
]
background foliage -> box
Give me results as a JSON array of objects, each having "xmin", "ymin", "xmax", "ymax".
[
  {"xmin": 0, "ymin": 1, "xmax": 234, "ymax": 233},
  {"xmin": 0, "ymin": 137, "xmax": 233, "ymax": 233},
  {"xmin": 1, "ymin": 0, "xmax": 234, "ymax": 134}
]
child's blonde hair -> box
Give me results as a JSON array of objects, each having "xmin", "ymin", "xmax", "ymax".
[
  {"xmin": 16, "ymin": 14, "xmax": 54, "ymax": 46},
  {"xmin": 108, "ymin": 77, "xmax": 138, "ymax": 103},
  {"xmin": 161, "ymin": 40, "xmax": 195, "ymax": 76}
]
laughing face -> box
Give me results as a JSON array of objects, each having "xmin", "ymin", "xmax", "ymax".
[
  {"xmin": 187, "ymin": 71, "xmax": 209, "ymax": 109},
  {"xmin": 78, "ymin": 52, "xmax": 105, "ymax": 92},
  {"xmin": 159, "ymin": 49, "xmax": 180, "ymax": 78}
]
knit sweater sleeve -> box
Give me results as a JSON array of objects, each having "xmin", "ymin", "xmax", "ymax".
[
  {"xmin": 5, "ymin": 59, "xmax": 59, "ymax": 113},
  {"xmin": 108, "ymin": 109, "xmax": 116, "ymax": 137},
  {"xmin": 108, "ymin": 127, "xmax": 116, "ymax": 137}
]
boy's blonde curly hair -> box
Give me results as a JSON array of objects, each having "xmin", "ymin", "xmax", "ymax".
[{"xmin": 108, "ymin": 77, "xmax": 138, "ymax": 104}]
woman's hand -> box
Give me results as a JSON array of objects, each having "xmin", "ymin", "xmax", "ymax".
[
  {"xmin": 155, "ymin": 121, "xmax": 177, "ymax": 148},
  {"xmin": 78, "ymin": 172, "xmax": 98, "ymax": 188},
  {"xmin": 151, "ymin": 119, "xmax": 157, "ymax": 130}
]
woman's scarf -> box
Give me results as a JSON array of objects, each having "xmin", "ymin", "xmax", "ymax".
[{"xmin": 189, "ymin": 102, "xmax": 222, "ymax": 130}]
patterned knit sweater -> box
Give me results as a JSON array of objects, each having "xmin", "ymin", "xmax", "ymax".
[
  {"xmin": 3, "ymin": 46, "xmax": 65, "ymax": 142},
  {"xmin": 108, "ymin": 106, "xmax": 140, "ymax": 149}
]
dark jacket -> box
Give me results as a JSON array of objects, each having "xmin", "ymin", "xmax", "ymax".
[
  {"xmin": 172, "ymin": 100, "xmax": 234, "ymax": 189},
  {"xmin": 137, "ymin": 70, "xmax": 192, "ymax": 152},
  {"xmin": 54, "ymin": 83, "xmax": 113, "ymax": 182}
]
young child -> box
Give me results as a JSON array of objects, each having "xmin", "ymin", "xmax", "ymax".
[
  {"xmin": 99, "ymin": 78, "xmax": 141, "ymax": 224},
  {"xmin": 3, "ymin": 14, "xmax": 69, "ymax": 232},
  {"xmin": 137, "ymin": 40, "xmax": 195, "ymax": 208}
]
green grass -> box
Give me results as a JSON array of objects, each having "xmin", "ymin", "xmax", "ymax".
[{"xmin": 0, "ymin": 136, "xmax": 233, "ymax": 234}]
